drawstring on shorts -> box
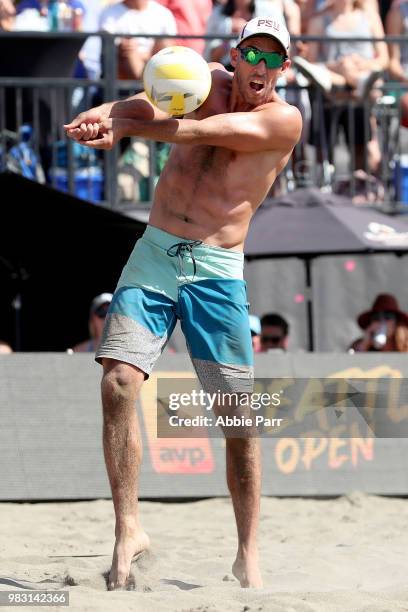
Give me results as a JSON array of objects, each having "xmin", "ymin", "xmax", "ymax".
[{"xmin": 166, "ymin": 240, "xmax": 203, "ymax": 280}]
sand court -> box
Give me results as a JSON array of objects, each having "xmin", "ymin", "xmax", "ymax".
[{"xmin": 1, "ymin": 494, "xmax": 408, "ymax": 611}]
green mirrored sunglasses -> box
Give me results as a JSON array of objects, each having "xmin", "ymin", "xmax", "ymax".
[{"xmin": 239, "ymin": 46, "xmax": 287, "ymax": 69}]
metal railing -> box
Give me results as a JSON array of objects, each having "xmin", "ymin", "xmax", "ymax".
[{"xmin": 1, "ymin": 31, "xmax": 407, "ymax": 214}]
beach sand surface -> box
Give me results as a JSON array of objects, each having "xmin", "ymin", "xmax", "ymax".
[{"xmin": 1, "ymin": 494, "xmax": 408, "ymax": 611}]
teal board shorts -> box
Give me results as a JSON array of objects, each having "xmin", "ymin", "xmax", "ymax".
[{"xmin": 96, "ymin": 225, "xmax": 254, "ymax": 392}]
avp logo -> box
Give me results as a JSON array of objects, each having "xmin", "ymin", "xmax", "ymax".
[
  {"xmin": 160, "ymin": 447, "xmax": 206, "ymax": 467},
  {"xmin": 153, "ymin": 442, "xmax": 214, "ymax": 474},
  {"xmin": 140, "ymin": 372, "xmax": 215, "ymax": 474}
]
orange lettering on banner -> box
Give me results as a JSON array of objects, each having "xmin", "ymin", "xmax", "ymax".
[
  {"xmin": 295, "ymin": 379, "xmax": 330, "ymax": 431},
  {"xmin": 328, "ymin": 437, "xmax": 348, "ymax": 469},
  {"xmin": 275, "ymin": 435, "xmax": 375, "ymax": 474},
  {"xmin": 387, "ymin": 378, "xmax": 408, "ymax": 423},
  {"xmin": 328, "ymin": 365, "xmax": 403, "ymax": 425},
  {"xmin": 350, "ymin": 436, "xmax": 374, "ymax": 466},
  {"xmin": 275, "ymin": 438, "xmax": 300, "ymax": 474},
  {"xmin": 139, "ymin": 372, "xmax": 215, "ymax": 474},
  {"xmin": 328, "ymin": 365, "xmax": 402, "ymax": 378},
  {"xmin": 301, "ymin": 438, "xmax": 328, "ymax": 469}
]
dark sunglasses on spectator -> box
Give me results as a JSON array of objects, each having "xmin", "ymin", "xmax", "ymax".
[
  {"xmin": 371, "ymin": 311, "xmax": 397, "ymax": 322},
  {"xmin": 261, "ymin": 335, "xmax": 283, "ymax": 343},
  {"xmin": 239, "ymin": 46, "xmax": 287, "ymax": 69},
  {"xmin": 94, "ymin": 304, "xmax": 110, "ymax": 319}
]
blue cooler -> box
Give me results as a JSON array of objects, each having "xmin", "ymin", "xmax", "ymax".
[
  {"xmin": 394, "ymin": 155, "xmax": 408, "ymax": 206},
  {"xmin": 50, "ymin": 167, "xmax": 104, "ymax": 204}
]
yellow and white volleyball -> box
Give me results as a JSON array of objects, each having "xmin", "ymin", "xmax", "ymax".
[{"xmin": 143, "ymin": 46, "xmax": 212, "ymax": 116}]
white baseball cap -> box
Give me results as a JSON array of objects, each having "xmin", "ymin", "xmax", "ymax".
[
  {"xmin": 249, "ymin": 314, "xmax": 261, "ymax": 336},
  {"xmin": 90, "ymin": 292, "xmax": 113, "ymax": 313},
  {"xmin": 237, "ymin": 16, "xmax": 290, "ymax": 55}
]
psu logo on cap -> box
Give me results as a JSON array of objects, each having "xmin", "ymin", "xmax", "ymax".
[{"xmin": 257, "ymin": 18, "xmax": 280, "ymax": 31}]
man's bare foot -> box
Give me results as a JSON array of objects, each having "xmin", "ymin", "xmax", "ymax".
[
  {"xmin": 108, "ymin": 528, "xmax": 150, "ymax": 590},
  {"xmin": 232, "ymin": 551, "xmax": 263, "ymax": 588}
]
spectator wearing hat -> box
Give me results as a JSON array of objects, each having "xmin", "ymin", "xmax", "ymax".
[
  {"xmin": 260, "ymin": 313, "xmax": 289, "ymax": 351},
  {"xmin": 249, "ymin": 314, "xmax": 261, "ymax": 353},
  {"xmin": 72, "ymin": 293, "xmax": 113, "ymax": 353},
  {"xmin": 349, "ymin": 293, "xmax": 408, "ymax": 352}
]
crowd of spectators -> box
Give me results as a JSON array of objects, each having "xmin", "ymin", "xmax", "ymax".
[
  {"xmin": 0, "ymin": 0, "xmax": 406, "ymax": 97},
  {"xmin": 247, "ymin": 292, "xmax": 408, "ymax": 354},
  {"xmin": 0, "ymin": 0, "xmax": 408, "ymax": 352},
  {"xmin": 1, "ymin": 292, "xmax": 407, "ymax": 354},
  {"xmin": 1, "ymin": 0, "xmax": 407, "ymax": 203},
  {"xmin": 1, "ymin": 0, "xmax": 406, "ymax": 81},
  {"xmin": 1, "ymin": 1, "xmax": 408, "ymax": 354}
]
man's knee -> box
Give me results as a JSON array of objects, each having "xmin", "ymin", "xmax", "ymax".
[{"xmin": 101, "ymin": 359, "xmax": 145, "ymax": 407}]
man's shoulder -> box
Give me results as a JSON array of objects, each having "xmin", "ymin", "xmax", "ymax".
[
  {"xmin": 209, "ymin": 62, "xmax": 232, "ymax": 86},
  {"xmin": 255, "ymin": 98, "xmax": 302, "ymax": 123},
  {"xmin": 253, "ymin": 99, "xmax": 303, "ymax": 150},
  {"xmin": 206, "ymin": 64, "xmax": 232, "ymax": 105}
]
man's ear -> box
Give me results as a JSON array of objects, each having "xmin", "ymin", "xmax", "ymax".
[
  {"xmin": 281, "ymin": 58, "xmax": 291, "ymax": 74},
  {"xmin": 230, "ymin": 47, "xmax": 239, "ymax": 68}
]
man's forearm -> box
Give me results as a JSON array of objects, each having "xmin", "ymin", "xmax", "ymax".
[
  {"xmin": 67, "ymin": 99, "xmax": 301, "ymax": 153},
  {"xmin": 109, "ymin": 92, "xmax": 170, "ymax": 121},
  {"xmin": 109, "ymin": 96, "xmax": 144, "ymax": 118},
  {"xmin": 117, "ymin": 115, "xmax": 246, "ymax": 149},
  {"xmin": 115, "ymin": 105, "xmax": 301, "ymax": 153},
  {"xmin": 118, "ymin": 116, "xmax": 198, "ymax": 144}
]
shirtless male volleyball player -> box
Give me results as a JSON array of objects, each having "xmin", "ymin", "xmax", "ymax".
[{"xmin": 65, "ymin": 15, "xmax": 302, "ymax": 590}]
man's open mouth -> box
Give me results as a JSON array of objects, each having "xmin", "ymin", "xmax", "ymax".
[{"xmin": 250, "ymin": 81, "xmax": 264, "ymax": 92}]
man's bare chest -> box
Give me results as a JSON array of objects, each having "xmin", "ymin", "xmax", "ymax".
[{"xmin": 168, "ymin": 143, "xmax": 234, "ymax": 190}]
